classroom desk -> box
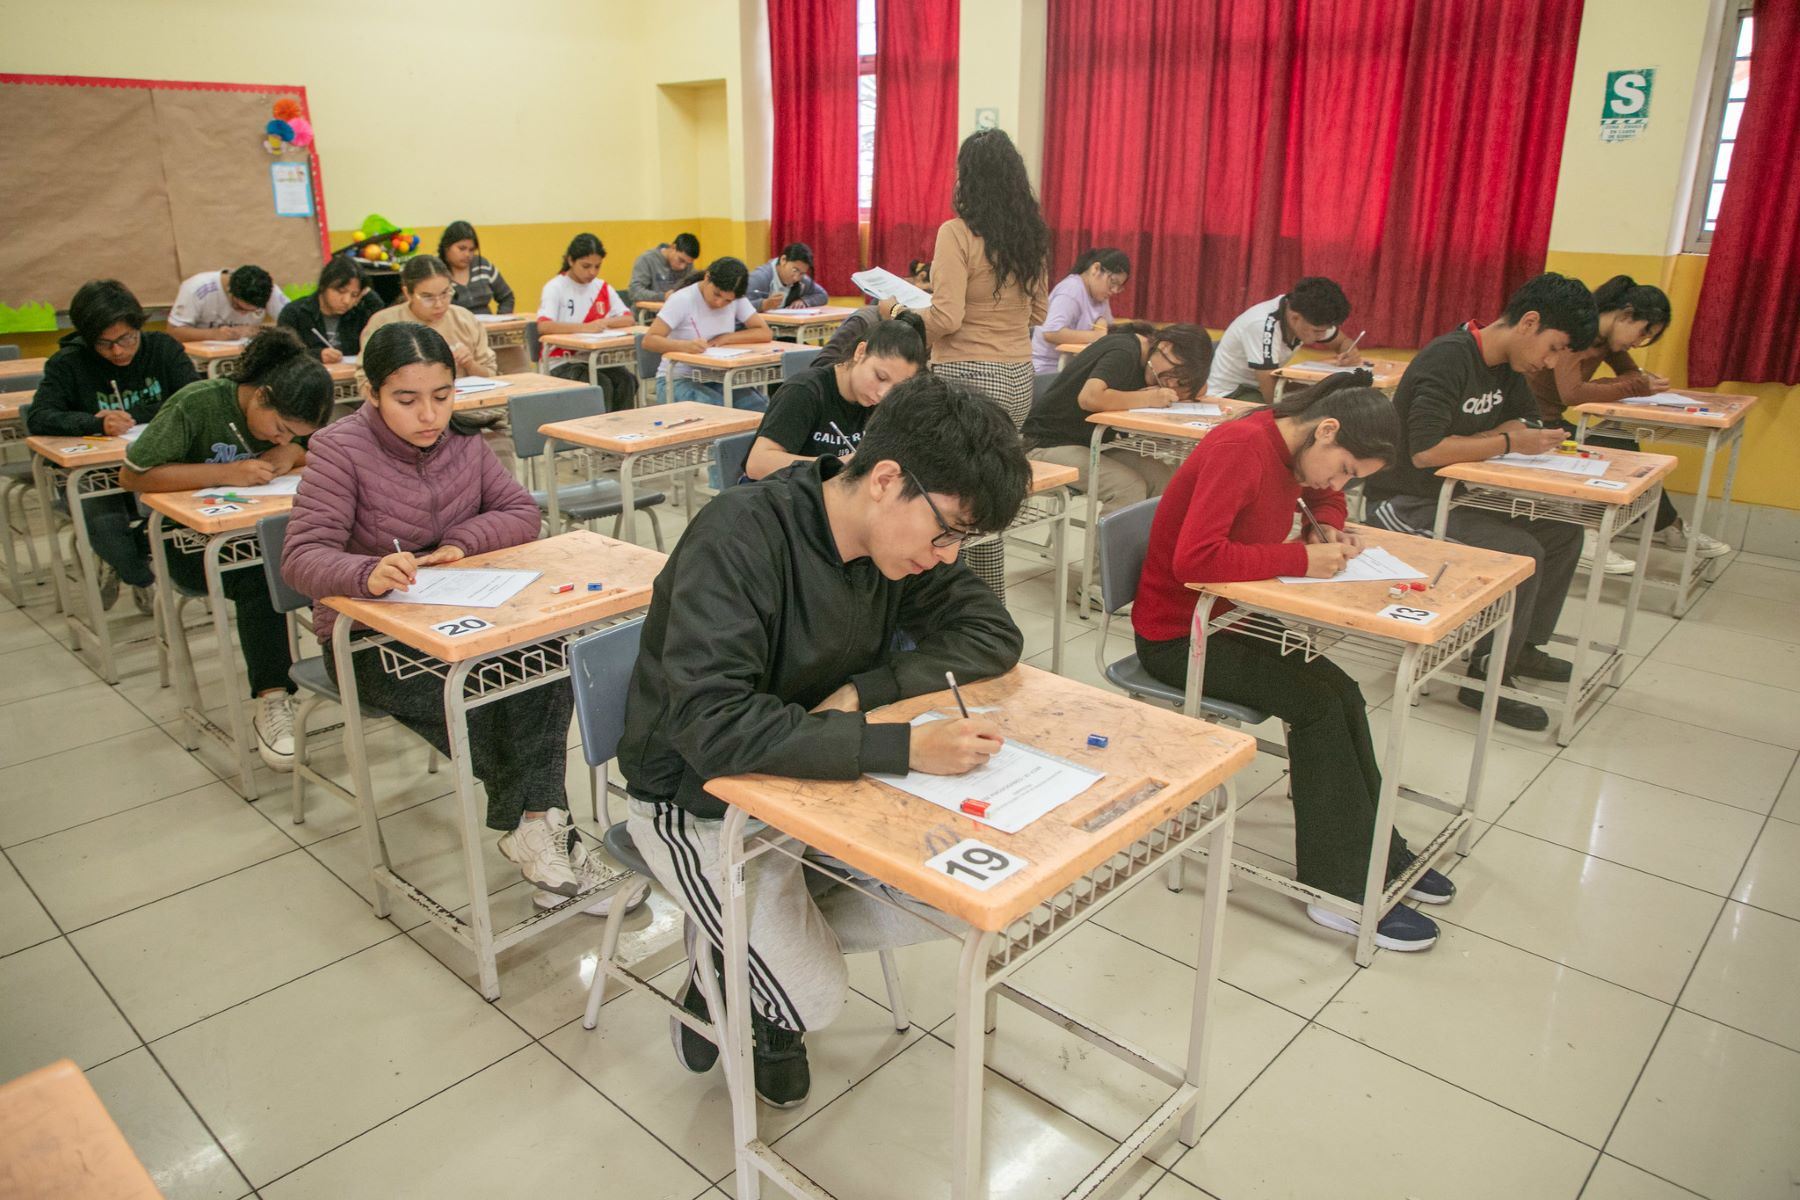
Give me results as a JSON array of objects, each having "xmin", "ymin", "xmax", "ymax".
[
  {"xmin": 184, "ymin": 339, "xmax": 249, "ymax": 378},
  {"xmin": 661, "ymin": 342, "xmax": 811, "ymax": 408},
  {"xmin": 968, "ymin": 459, "xmax": 1075, "ymax": 673},
  {"xmin": 1272, "ymin": 356, "xmax": 1407, "ymax": 402},
  {"xmin": 0, "ymin": 396, "xmax": 25, "ymax": 443},
  {"xmin": 537, "ymin": 402, "xmax": 761, "ymax": 544},
  {"xmin": 632, "ymin": 298, "xmax": 665, "ymax": 326},
  {"xmin": 327, "ymin": 360, "xmax": 359, "ymax": 401},
  {"xmin": 470, "ymin": 313, "xmax": 531, "ymax": 374},
  {"xmin": 1573, "ymin": 391, "xmax": 1756, "ymax": 616},
  {"xmin": 537, "ymin": 328, "xmax": 647, "ymax": 389},
  {"xmin": 0, "ymin": 355, "xmax": 48, "ymax": 394},
  {"xmin": 26, "ymin": 434, "xmax": 137, "ymax": 682},
  {"xmin": 451, "ymin": 371, "xmax": 574, "ymax": 414},
  {"xmin": 707, "ymin": 665, "xmax": 1255, "ymax": 1200},
  {"xmin": 1431, "ymin": 446, "xmax": 1675, "ymax": 746},
  {"xmin": 142, "ymin": 481, "xmax": 299, "ymax": 800},
  {"xmin": 0, "ymin": 1059, "xmax": 161, "ymax": 1199},
  {"xmin": 325, "ymin": 529, "xmax": 666, "ymax": 999},
  {"xmin": 1185, "ymin": 526, "xmax": 1531, "ymax": 966},
  {"xmin": 761, "ymin": 305, "xmax": 856, "ymax": 345}
]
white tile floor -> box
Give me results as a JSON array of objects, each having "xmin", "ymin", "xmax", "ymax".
[{"xmin": 2, "ymin": 509, "xmax": 1798, "ymax": 1200}]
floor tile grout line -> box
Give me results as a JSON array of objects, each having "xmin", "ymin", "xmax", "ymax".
[
  {"xmin": 38, "ymin": 844, "xmax": 306, "ymax": 936},
  {"xmin": 1475, "ymin": 819, "xmax": 1764, "ymax": 903}
]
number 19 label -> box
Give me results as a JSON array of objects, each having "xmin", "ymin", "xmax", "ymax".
[{"xmin": 925, "ymin": 839, "xmax": 1028, "ymax": 891}]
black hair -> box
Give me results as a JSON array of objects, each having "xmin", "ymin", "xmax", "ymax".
[
  {"xmin": 317, "ymin": 256, "xmax": 366, "ymax": 293},
  {"xmin": 560, "ymin": 232, "xmax": 605, "ymax": 274},
  {"xmin": 1145, "ymin": 323, "xmax": 1215, "ymax": 399},
  {"xmin": 232, "ymin": 329, "xmax": 332, "ymax": 428},
  {"xmin": 228, "ymin": 265, "xmax": 275, "ymax": 308},
  {"xmin": 1591, "ymin": 274, "xmax": 1672, "ymax": 347},
  {"xmin": 1072, "ymin": 247, "xmax": 1130, "ymax": 278},
  {"xmin": 1502, "ymin": 272, "xmax": 1598, "ymax": 347},
  {"xmin": 853, "ymin": 318, "xmax": 928, "ymax": 370},
  {"xmin": 672, "ymin": 232, "xmax": 701, "ymax": 259},
  {"xmin": 780, "ymin": 242, "xmax": 814, "ymax": 268},
  {"xmin": 69, "ymin": 279, "xmax": 146, "ymax": 348},
  {"xmin": 1287, "ymin": 277, "xmax": 1350, "ymax": 327},
  {"xmin": 952, "ymin": 129, "xmax": 1049, "ymax": 298},
  {"xmin": 437, "ymin": 220, "xmax": 479, "ymax": 262},
  {"xmin": 908, "ymin": 259, "xmax": 932, "ymax": 283},
  {"xmin": 704, "ymin": 256, "xmax": 750, "ymax": 297},
  {"xmin": 400, "ymin": 254, "xmax": 453, "ymax": 292},
  {"xmin": 361, "ymin": 321, "xmax": 486, "ymax": 437},
  {"xmin": 842, "ymin": 372, "xmax": 1029, "ymax": 534},
  {"xmin": 1268, "ymin": 370, "xmax": 1397, "ymax": 463}
]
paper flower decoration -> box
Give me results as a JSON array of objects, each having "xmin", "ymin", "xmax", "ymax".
[
  {"xmin": 288, "ymin": 117, "xmax": 313, "ymax": 148},
  {"xmin": 272, "ymin": 98, "xmax": 301, "ymax": 121},
  {"xmin": 265, "ymin": 119, "xmax": 295, "ymax": 142},
  {"xmin": 262, "ymin": 133, "xmax": 285, "ymax": 155}
]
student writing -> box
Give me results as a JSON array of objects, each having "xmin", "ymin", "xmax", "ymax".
[
  {"xmin": 746, "ymin": 243, "xmax": 829, "ymax": 311},
  {"xmin": 745, "ymin": 318, "xmax": 927, "ymax": 479},
  {"xmin": 165, "ymin": 265, "xmax": 287, "ymax": 344},
  {"xmin": 536, "ymin": 232, "xmax": 637, "ymax": 410},
  {"xmin": 438, "ymin": 220, "xmax": 515, "ymax": 314},
  {"xmin": 1206, "ymin": 277, "xmax": 1360, "ymax": 402},
  {"xmin": 278, "ymin": 257, "xmax": 382, "ymax": 364},
  {"xmin": 359, "ymin": 256, "xmax": 497, "ymax": 378},
  {"xmin": 1030, "ymin": 247, "xmax": 1129, "ymax": 373},
  {"xmin": 810, "ymin": 307, "xmax": 926, "ymax": 372},
  {"xmin": 628, "ymin": 232, "xmax": 701, "ymax": 304},
  {"xmin": 642, "ymin": 257, "xmax": 775, "ymax": 411}
]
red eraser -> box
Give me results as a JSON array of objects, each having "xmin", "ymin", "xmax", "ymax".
[
  {"xmin": 960, "ymin": 799, "xmax": 989, "ymax": 818},
  {"xmin": 553, "ymin": 582, "xmax": 575, "ymax": 594}
]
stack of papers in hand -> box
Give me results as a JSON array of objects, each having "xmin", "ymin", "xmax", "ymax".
[
  {"xmin": 1278, "ymin": 545, "xmax": 1428, "ymax": 586},
  {"xmin": 1493, "ymin": 452, "xmax": 1608, "ymax": 477},
  {"xmin": 851, "ymin": 267, "xmax": 933, "ymax": 311}
]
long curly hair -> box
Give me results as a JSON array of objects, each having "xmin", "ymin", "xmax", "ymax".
[{"xmin": 951, "ymin": 129, "xmax": 1048, "ymax": 298}]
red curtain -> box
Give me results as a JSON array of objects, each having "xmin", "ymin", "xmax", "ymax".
[
  {"xmin": 1041, "ymin": 0, "xmax": 1583, "ymax": 348},
  {"xmin": 871, "ymin": 0, "xmax": 960, "ymax": 273},
  {"xmin": 768, "ymin": 0, "xmax": 861, "ymax": 295},
  {"xmin": 1690, "ymin": 0, "xmax": 1800, "ymax": 386}
]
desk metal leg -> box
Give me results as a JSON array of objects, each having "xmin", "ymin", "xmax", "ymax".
[
  {"xmin": 720, "ymin": 806, "xmax": 763, "ymax": 1200},
  {"xmin": 332, "ymin": 620, "xmax": 392, "ymax": 920},
  {"xmin": 1619, "ymin": 490, "xmax": 1656, "ymax": 678},
  {"xmin": 543, "ymin": 437, "xmax": 564, "ymax": 533},
  {"xmin": 1050, "ymin": 490, "xmax": 1068, "ymax": 674},
  {"xmin": 1560, "ymin": 507, "xmax": 1614, "ymax": 747},
  {"xmin": 148, "ymin": 514, "xmax": 201, "ymax": 752},
  {"xmin": 64, "ymin": 467, "xmax": 119, "ymax": 683},
  {"xmin": 1459, "ymin": 604, "xmax": 1514, "ymax": 854},
  {"xmin": 1079, "ymin": 427, "xmax": 1105, "ymax": 621},
  {"xmin": 951, "ymin": 930, "xmax": 999, "ymax": 1199},
  {"xmin": 33, "ymin": 457, "xmax": 71, "ymax": 617},
  {"xmin": 1712, "ymin": 430, "xmax": 1742, "ymax": 582},
  {"xmin": 443, "ymin": 660, "xmax": 503, "ymax": 1000},
  {"xmin": 1178, "ymin": 798, "xmax": 1235, "ymax": 1146},
  {"xmin": 617, "ymin": 452, "xmax": 641, "ymax": 547},
  {"xmin": 1356, "ymin": 646, "xmax": 1421, "ymax": 966},
  {"xmin": 203, "ymin": 536, "xmax": 260, "ymax": 799},
  {"xmin": 1672, "ymin": 434, "xmax": 1715, "ymax": 615}
]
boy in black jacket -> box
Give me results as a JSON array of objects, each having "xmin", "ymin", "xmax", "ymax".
[
  {"xmin": 28, "ymin": 280, "xmax": 199, "ymax": 610},
  {"xmin": 1366, "ymin": 273, "xmax": 1598, "ymax": 731},
  {"xmin": 618, "ymin": 373, "xmax": 1030, "ymax": 1107}
]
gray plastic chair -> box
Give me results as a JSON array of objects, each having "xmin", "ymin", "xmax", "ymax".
[
  {"xmin": 0, "ymin": 403, "xmax": 44, "ymax": 602},
  {"xmin": 507, "ymin": 384, "xmax": 666, "ymax": 548},
  {"xmin": 635, "ymin": 346, "xmax": 664, "ymax": 398},
  {"xmin": 715, "ymin": 431, "xmax": 756, "ymax": 489},
  {"xmin": 780, "ymin": 346, "xmax": 822, "ymax": 379},
  {"xmin": 1031, "ymin": 371, "xmax": 1058, "ymax": 409}
]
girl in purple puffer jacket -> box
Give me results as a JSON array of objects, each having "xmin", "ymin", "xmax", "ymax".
[{"xmin": 283, "ymin": 321, "xmax": 594, "ymax": 900}]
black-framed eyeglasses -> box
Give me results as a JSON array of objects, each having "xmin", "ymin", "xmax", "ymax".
[
  {"xmin": 93, "ymin": 329, "xmax": 141, "ymax": 353},
  {"xmin": 905, "ymin": 469, "xmax": 976, "ymax": 548}
]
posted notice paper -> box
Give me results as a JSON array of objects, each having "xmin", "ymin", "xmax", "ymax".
[
  {"xmin": 867, "ymin": 713, "xmax": 1104, "ymax": 834},
  {"xmin": 368, "ymin": 567, "xmax": 541, "ymax": 608}
]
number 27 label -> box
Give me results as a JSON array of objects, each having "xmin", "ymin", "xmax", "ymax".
[{"xmin": 925, "ymin": 838, "xmax": 1028, "ymax": 891}]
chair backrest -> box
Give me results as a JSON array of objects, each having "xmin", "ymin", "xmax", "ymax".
[
  {"xmin": 255, "ymin": 513, "xmax": 312, "ymax": 615},
  {"xmin": 1032, "ymin": 372, "xmax": 1058, "ymax": 406},
  {"xmin": 523, "ymin": 321, "xmax": 542, "ymax": 366},
  {"xmin": 568, "ymin": 618, "xmax": 646, "ymax": 769},
  {"xmin": 715, "ymin": 431, "xmax": 756, "ymax": 489},
  {"xmin": 635, "ymin": 345, "xmax": 663, "ymax": 386},
  {"xmin": 0, "ymin": 345, "xmax": 20, "ymax": 361},
  {"xmin": 781, "ymin": 347, "xmax": 822, "ymax": 379},
  {"xmin": 1095, "ymin": 497, "xmax": 1160, "ymax": 617},
  {"xmin": 0, "ymin": 370, "xmax": 41, "ymax": 394},
  {"xmin": 506, "ymin": 384, "xmax": 607, "ymax": 460}
]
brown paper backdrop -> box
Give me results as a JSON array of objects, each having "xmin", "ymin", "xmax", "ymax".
[{"xmin": 0, "ymin": 77, "xmax": 326, "ymax": 313}]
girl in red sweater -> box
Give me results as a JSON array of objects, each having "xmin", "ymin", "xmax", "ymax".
[{"xmin": 1132, "ymin": 371, "xmax": 1452, "ymax": 952}]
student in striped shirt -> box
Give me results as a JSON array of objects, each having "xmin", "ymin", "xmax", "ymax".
[{"xmin": 439, "ymin": 221, "xmax": 516, "ymax": 315}]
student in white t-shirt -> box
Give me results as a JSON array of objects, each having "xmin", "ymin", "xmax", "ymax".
[
  {"xmin": 641, "ymin": 257, "xmax": 775, "ymax": 411},
  {"xmin": 166, "ymin": 266, "xmax": 288, "ymax": 344},
  {"xmin": 536, "ymin": 233, "xmax": 638, "ymax": 410},
  {"xmin": 1206, "ymin": 276, "xmax": 1361, "ymax": 402}
]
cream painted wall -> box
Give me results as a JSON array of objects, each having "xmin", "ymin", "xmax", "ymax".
[{"xmin": 957, "ymin": 0, "xmax": 1048, "ymax": 184}]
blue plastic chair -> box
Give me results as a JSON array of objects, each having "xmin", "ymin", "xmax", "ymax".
[
  {"xmin": 715, "ymin": 430, "xmax": 756, "ymax": 489},
  {"xmin": 507, "ymin": 384, "xmax": 667, "ymax": 548},
  {"xmin": 780, "ymin": 346, "xmax": 822, "ymax": 379}
]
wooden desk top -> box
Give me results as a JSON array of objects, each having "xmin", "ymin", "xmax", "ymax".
[
  {"xmin": 636, "ymin": 300, "xmax": 665, "ymax": 313},
  {"xmin": 451, "ymin": 372, "xmax": 573, "ymax": 412},
  {"xmin": 1277, "ymin": 356, "xmax": 1407, "ymax": 388},
  {"xmin": 762, "ymin": 306, "xmax": 856, "ymax": 326},
  {"xmin": 0, "ymin": 1059, "xmax": 160, "ymax": 1199},
  {"xmin": 1028, "ymin": 460, "xmax": 1078, "ymax": 492},
  {"xmin": 538, "ymin": 401, "xmax": 760, "ymax": 453},
  {"xmin": 139, "ymin": 475, "xmax": 299, "ymax": 535},
  {"xmin": 1087, "ymin": 398, "xmax": 1261, "ymax": 441},
  {"xmin": 1573, "ymin": 390, "xmax": 1759, "ymax": 431},
  {"xmin": 538, "ymin": 327, "xmax": 647, "ymax": 352},
  {"xmin": 705, "ymin": 665, "xmax": 1257, "ymax": 931},
  {"xmin": 322, "ymin": 529, "xmax": 665, "ymax": 663},
  {"xmin": 663, "ymin": 342, "xmax": 811, "ymax": 370},
  {"xmin": 1193, "ymin": 524, "xmax": 1535, "ymax": 646},
  {"xmin": 326, "ymin": 361, "xmax": 357, "ymax": 386},
  {"xmin": 0, "ymin": 398, "xmax": 23, "ymax": 423},
  {"xmin": 0, "ymin": 356, "xmax": 48, "ymax": 381},
  {"xmin": 470, "ymin": 314, "xmax": 530, "ymax": 330},
  {"xmin": 1436, "ymin": 445, "xmax": 1676, "ymax": 504},
  {"xmin": 184, "ymin": 340, "xmax": 250, "ymax": 360},
  {"xmin": 26, "ymin": 433, "xmax": 128, "ymax": 468}
]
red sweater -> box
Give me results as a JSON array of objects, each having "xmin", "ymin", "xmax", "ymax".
[{"xmin": 1132, "ymin": 408, "xmax": 1346, "ymax": 642}]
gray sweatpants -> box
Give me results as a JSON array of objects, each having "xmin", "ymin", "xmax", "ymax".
[{"xmin": 626, "ymin": 799, "xmax": 956, "ymax": 1033}]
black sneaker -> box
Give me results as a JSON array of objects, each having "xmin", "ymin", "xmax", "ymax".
[
  {"xmin": 1405, "ymin": 867, "xmax": 1456, "ymax": 905},
  {"xmin": 752, "ymin": 1014, "xmax": 811, "ymax": 1108},
  {"xmin": 1457, "ymin": 655, "xmax": 1549, "ymax": 731},
  {"xmin": 1513, "ymin": 646, "xmax": 1572, "ymax": 682},
  {"xmin": 670, "ymin": 964, "xmax": 722, "ymax": 1074}
]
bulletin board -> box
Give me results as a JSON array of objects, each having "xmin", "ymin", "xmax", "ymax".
[{"xmin": 0, "ymin": 74, "xmax": 332, "ymax": 330}]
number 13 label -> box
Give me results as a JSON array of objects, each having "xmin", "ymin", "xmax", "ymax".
[
  {"xmin": 925, "ymin": 839, "xmax": 1029, "ymax": 891},
  {"xmin": 1378, "ymin": 603, "xmax": 1439, "ymax": 626}
]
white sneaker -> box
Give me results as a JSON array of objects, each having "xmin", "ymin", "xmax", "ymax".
[
  {"xmin": 1661, "ymin": 522, "xmax": 1731, "ymax": 560},
  {"xmin": 498, "ymin": 809, "xmax": 581, "ymax": 896},
  {"xmin": 1580, "ymin": 529, "xmax": 1636, "ymax": 576},
  {"xmin": 534, "ymin": 827, "xmax": 652, "ymax": 915},
  {"xmin": 253, "ymin": 693, "xmax": 295, "ymax": 772}
]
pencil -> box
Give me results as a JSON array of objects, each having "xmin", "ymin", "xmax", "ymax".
[
  {"xmin": 1429, "ymin": 562, "xmax": 1449, "ymax": 589},
  {"xmin": 226, "ymin": 420, "xmax": 254, "ymax": 455},
  {"xmin": 945, "ymin": 671, "xmax": 972, "ymax": 719},
  {"xmin": 310, "ymin": 329, "xmax": 333, "ymax": 350},
  {"xmin": 1296, "ymin": 497, "xmax": 1330, "ymax": 544}
]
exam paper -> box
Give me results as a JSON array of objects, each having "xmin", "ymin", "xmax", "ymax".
[
  {"xmin": 119, "ymin": 424, "xmax": 149, "ymax": 443},
  {"xmin": 1492, "ymin": 452, "xmax": 1609, "ymax": 477},
  {"xmin": 453, "ymin": 377, "xmax": 503, "ymax": 394},
  {"xmin": 851, "ymin": 267, "xmax": 933, "ymax": 311},
  {"xmin": 1278, "ymin": 544, "xmax": 1429, "ymax": 586},
  {"xmin": 368, "ymin": 567, "xmax": 541, "ymax": 608},
  {"xmin": 1620, "ymin": 393, "xmax": 1712, "ymax": 409},
  {"xmin": 700, "ymin": 346, "xmax": 760, "ymax": 360},
  {"xmin": 867, "ymin": 713, "xmax": 1104, "ymax": 834},
  {"xmin": 194, "ymin": 474, "xmax": 303, "ymax": 498},
  {"xmin": 1128, "ymin": 402, "xmax": 1223, "ymax": 417}
]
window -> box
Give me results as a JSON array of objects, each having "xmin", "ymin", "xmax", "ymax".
[
  {"xmin": 1687, "ymin": 1, "xmax": 1754, "ymax": 251},
  {"xmin": 857, "ymin": 0, "xmax": 877, "ymax": 220}
]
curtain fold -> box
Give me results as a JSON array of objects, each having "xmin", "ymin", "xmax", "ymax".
[
  {"xmin": 1041, "ymin": 0, "xmax": 1582, "ymax": 346},
  {"xmin": 870, "ymin": 0, "xmax": 960, "ymax": 274},
  {"xmin": 1690, "ymin": 0, "xmax": 1800, "ymax": 386},
  {"xmin": 768, "ymin": 0, "xmax": 862, "ymax": 295}
]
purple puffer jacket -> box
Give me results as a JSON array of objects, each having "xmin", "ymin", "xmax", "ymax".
[{"xmin": 283, "ymin": 402, "xmax": 541, "ymax": 645}]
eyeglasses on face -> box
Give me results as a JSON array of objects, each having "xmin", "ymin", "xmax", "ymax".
[
  {"xmin": 905, "ymin": 469, "xmax": 977, "ymax": 548},
  {"xmin": 94, "ymin": 329, "xmax": 141, "ymax": 353}
]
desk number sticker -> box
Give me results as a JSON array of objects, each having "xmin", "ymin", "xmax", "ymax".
[
  {"xmin": 615, "ymin": 432, "xmax": 648, "ymax": 442},
  {"xmin": 1377, "ymin": 603, "xmax": 1440, "ymax": 626},
  {"xmin": 1588, "ymin": 478, "xmax": 1628, "ymax": 490},
  {"xmin": 197, "ymin": 503, "xmax": 242, "ymax": 516},
  {"xmin": 431, "ymin": 615, "xmax": 492, "ymax": 638},
  {"xmin": 926, "ymin": 839, "xmax": 1028, "ymax": 891}
]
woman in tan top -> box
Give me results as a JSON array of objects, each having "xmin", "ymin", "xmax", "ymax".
[{"xmin": 359, "ymin": 256, "xmax": 497, "ymax": 378}]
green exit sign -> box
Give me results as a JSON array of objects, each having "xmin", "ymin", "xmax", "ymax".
[{"xmin": 1600, "ymin": 68, "xmax": 1654, "ymax": 142}]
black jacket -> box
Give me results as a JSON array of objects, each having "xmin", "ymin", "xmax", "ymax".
[
  {"xmin": 277, "ymin": 290, "xmax": 384, "ymax": 359},
  {"xmin": 26, "ymin": 330, "xmax": 198, "ymax": 437},
  {"xmin": 618, "ymin": 456, "xmax": 1023, "ymax": 819}
]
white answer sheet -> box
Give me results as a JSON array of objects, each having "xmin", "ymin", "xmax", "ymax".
[
  {"xmin": 453, "ymin": 377, "xmax": 503, "ymax": 394},
  {"xmin": 867, "ymin": 713, "xmax": 1104, "ymax": 834},
  {"xmin": 1128, "ymin": 402, "xmax": 1223, "ymax": 417},
  {"xmin": 194, "ymin": 474, "xmax": 303, "ymax": 498},
  {"xmin": 367, "ymin": 567, "xmax": 541, "ymax": 608},
  {"xmin": 1492, "ymin": 452, "xmax": 1609, "ymax": 477},
  {"xmin": 850, "ymin": 267, "xmax": 933, "ymax": 311},
  {"xmin": 1278, "ymin": 544, "xmax": 1429, "ymax": 586}
]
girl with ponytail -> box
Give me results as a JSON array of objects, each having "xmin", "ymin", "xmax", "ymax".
[{"xmin": 1132, "ymin": 370, "xmax": 1452, "ymax": 953}]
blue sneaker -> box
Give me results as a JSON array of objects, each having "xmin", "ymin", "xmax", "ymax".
[
  {"xmin": 1306, "ymin": 902, "xmax": 1440, "ymax": 952},
  {"xmin": 1405, "ymin": 868, "xmax": 1456, "ymax": 905}
]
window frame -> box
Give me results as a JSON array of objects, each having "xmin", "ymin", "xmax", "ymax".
[
  {"xmin": 1685, "ymin": 0, "xmax": 1755, "ymax": 254},
  {"xmin": 857, "ymin": 0, "xmax": 877, "ymax": 223}
]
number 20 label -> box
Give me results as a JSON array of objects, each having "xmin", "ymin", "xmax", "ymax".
[
  {"xmin": 925, "ymin": 839, "xmax": 1029, "ymax": 891},
  {"xmin": 431, "ymin": 615, "xmax": 492, "ymax": 638}
]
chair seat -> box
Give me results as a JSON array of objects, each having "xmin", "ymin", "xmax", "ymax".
[
  {"xmin": 602, "ymin": 821, "xmax": 650, "ymax": 876},
  {"xmin": 1104, "ymin": 654, "xmax": 1271, "ymax": 726},
  {"xmin": 531, "ymin": 480, "xmax": 667, "ymax": 522},
  {"xmin": 289, "ymin": 655, "xmax": 391, "ymax": 720},
  {"xmin": 1, "ymin": 462, "xmax": 35, "ymax": 483}
]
